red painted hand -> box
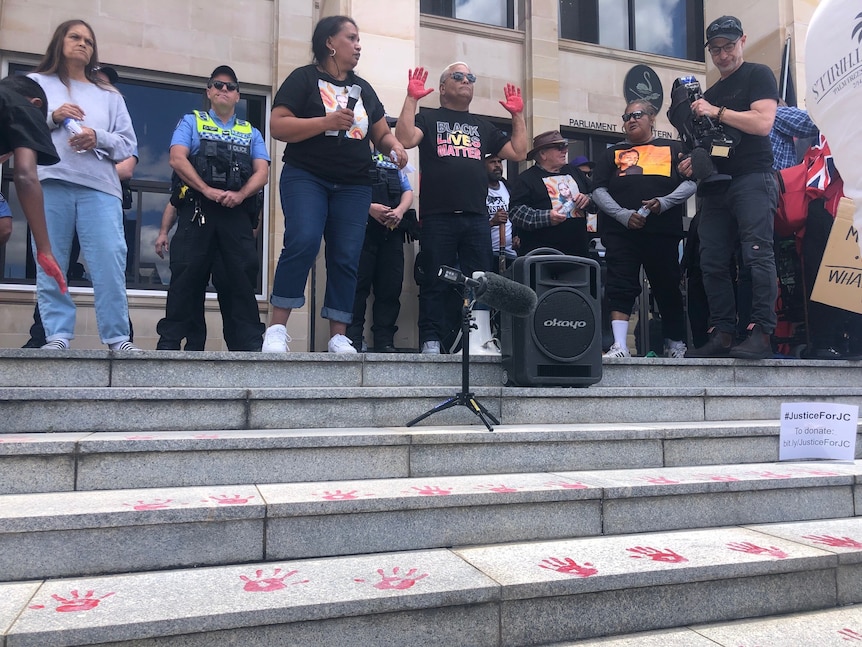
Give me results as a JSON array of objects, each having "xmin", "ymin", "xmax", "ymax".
[
  {"xmin": 499, "ymin": 83, "xmax": 523, "ymax": 114},
  {"xmin": 407, "ymin": 68, "xmax": 434, "ymax": 100}
]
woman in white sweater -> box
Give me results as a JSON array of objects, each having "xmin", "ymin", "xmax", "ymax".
[{"xmin": 29, "ymin": 19, "xmax": 138, "ymax": 351}]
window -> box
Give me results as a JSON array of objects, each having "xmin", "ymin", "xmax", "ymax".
[
  {"xmin": 421, "ymin": 0, "xmax": 516, "ymax": 28},
  {"xmin": 0, "ymin": 64, "xmax": 268, "ymax": 293},
  {"xmin": 560, "ymin": 0, "xmax": 704, "ymax": 62}
]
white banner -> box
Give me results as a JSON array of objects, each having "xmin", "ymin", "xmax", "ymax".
[{"xmin": 779, "ymin": 402, "xmax": 858, "ymax": 461}]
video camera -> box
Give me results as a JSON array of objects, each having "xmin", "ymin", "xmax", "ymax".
[{"xmin": 667, "ymin": 76, "xmax": 739, "ymax": 193}]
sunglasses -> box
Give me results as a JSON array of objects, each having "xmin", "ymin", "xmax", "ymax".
[
  {"xmin": 707, "ymin": 40, "xmax": 739, "ymax": 56},
  {"xmin": 707, "ymin": 18, "xmax": 741, "ymax": 38},
  {"xmin": 449, "ymin": 71, "xmax": 477, "ymax": 84},
  {"xmin": 208, "ymin": 80, "xmax": 239, "ymax": 92},
  {"xmin": 548, "ymin": 143, "xmax": 568, "ymax": 151},
  {"xmin": 622, "ymin": 110, "xmax": 649, "ymax": 122}
]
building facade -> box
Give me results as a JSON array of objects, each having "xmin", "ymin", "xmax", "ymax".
[{"xmin": 0, "ymin": 0, "xmax": 820, "ymax": 350}]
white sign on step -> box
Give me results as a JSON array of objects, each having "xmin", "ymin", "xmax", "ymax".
[{"xmin": 779, "ymin": 402, "xmax": 858, "ymax": 461}]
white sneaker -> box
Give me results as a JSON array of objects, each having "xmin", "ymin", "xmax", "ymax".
[
  {"xmin": 109, "ymin": 341, "xmax": 142, "ymax": 352},
  {"xmin": 664, "ymin": 340, "xmax": 687, "ymax": 359},
  {"xmin": 328, "ymin": 333, "xmax": 357, "ymax": 353},
  {"xmin": 421, "ymin": 341, "xmax": 441, "ymax": 354},
  {"xmin": 603, "ymin": 342, "xmax": 631, "ymax": 358},
  {"xmin": 262, "ymin": 324, "xmax": 290, "ymax": 353},
  {"xmin": 40, "ymin": 339, "xmax": 69, "ymax": 350}
]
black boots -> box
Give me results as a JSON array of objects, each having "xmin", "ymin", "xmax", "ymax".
[
  {"xmin": 729, "ymin": 323, "xmax": 773, "ymax": 360},
  {"xmin": 684, "ymin": 327, "xmax": 734, "ymax": 358}
]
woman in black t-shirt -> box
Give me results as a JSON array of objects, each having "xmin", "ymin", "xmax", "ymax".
[
  {"xmin": 592, "ymin": 100, "xmax": 696, "ymax": 358},
  {"xmin": 263, "ymin": 15, "xmax": 407, "ymax": 354}
]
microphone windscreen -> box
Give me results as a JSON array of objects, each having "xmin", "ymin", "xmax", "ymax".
[
  {"xmin": 475, "ymin": 272, "xmax": 537, "ymax": 317},
  {"xmin": 690, "ymin": 147, "xmax": 715, "ymax": 181}
]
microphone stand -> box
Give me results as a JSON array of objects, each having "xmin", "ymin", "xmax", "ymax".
[{"xmin": 406, "ymin": 285, "xmax": 500, "ymax": 432}]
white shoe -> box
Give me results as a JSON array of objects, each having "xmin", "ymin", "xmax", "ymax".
[
  {"xmin": 328, "ymin": 333, "xmax": 357, "ymax": 354},
  {"xmin": 40, "ymin": 339, "xmax": 69, "ymax": 350},
  {"xmin": 262, "ymin": 324, "xmax": 290, "ymax": 353},
  {"xmin": 468, "ymin": 310, "xmax": 501, "ymax": 356},
  {"xmin": 109, "ymin": 341, "xmax": 142, "ymax": 352},
  {"xmin": 603, "ymin": 342, "xmax": 631, "ymax": 358},
  {"xmin": 421, "ymin": 341, "xmax": 441, "ymax": 354},
  {"xmin": 664, "ymin": 340, "xmax": 687, "ymax": 359}
]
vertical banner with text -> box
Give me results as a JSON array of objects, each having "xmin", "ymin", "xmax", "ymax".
[{"xmin": 779, "ymin": 402, "xmax": 858, "ymax": 461}]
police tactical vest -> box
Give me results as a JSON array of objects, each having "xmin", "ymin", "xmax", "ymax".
[
  {"xmin": 369, "ymin": 153, "xmax": 402, "ymax": 209},
  {"xmin": 191, "ymin": 110, "xmax": 253, "ymax": 192}
]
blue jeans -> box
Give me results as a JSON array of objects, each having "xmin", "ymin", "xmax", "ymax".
[
  {"xmin": 698, "ymin": 171, "xmax": 778, "ymax": 334},
  {"xmin": 418, "ymin": 212, "xmax": 492, "ymax": 344},
  {"xmin": 270, "ymin": 163, "xmax": 371, "ymax": 324},
  {"xmin": 35, "ymin": 180, "xmax": 130, "ymax": 344}
]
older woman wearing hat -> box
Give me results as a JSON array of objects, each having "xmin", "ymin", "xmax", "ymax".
[{"xmin": 508, "ymin": 130, "xmax": 592, "ymax": 257}]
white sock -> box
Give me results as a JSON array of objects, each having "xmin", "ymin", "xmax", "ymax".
[{"xmin": 611, "ymin": 319, "xmax": 629, "ymax": 348}]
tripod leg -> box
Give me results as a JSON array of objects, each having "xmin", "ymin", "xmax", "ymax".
[
  {"xmin": 469, "ymin": 396, "xmax": 500, "ymax": 426},
  {"xmin": 406, "ymin": 397, "xmax": 459, "ymax": 427}
]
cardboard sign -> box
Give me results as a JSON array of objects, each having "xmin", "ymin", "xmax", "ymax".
[
  {"xmin": 811, "ymin": 198, "xmax": 862, "ymax": 314},
  {"xmin": 779, "ymin": 402, "xmax": 858, "ymax": 461}
]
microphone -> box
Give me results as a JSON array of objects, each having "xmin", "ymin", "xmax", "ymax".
[
  {"xmin": 338, "ymin": 85, "xmax": 362, "ymax": 145},
  {"xmin": 437, "ymin": 266, "xmax": 537, "ymax": 317}
]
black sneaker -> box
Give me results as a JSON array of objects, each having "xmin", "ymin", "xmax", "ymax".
[
  {"xmin": 684, "ymin": 327, "xmax": 733, "ymax": 358},
  {"xmin": 730, "ymin": 323, "xmax": 772, "ymax": 359}
]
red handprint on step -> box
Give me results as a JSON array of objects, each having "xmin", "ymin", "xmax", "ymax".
[
  {"xmin": 748, "ymin": 471, "xmax": 792, "ymax": 479},
  {"xmin": 123, "ymin": 499, "xmax": 173, "ymax": 511},
  {"xmin": 316, "ymin": 490, "xmax": 373, "ymax": 500},
  {"xmin": 839, "ymin": 627, "xmax": 862, "ymax": 641},
  {"xmin": 355, "ymin": 566, "xmax": 429, "ymax": 590},
  {"xmin": 726, "ymin": 542, "xmax": 788, "ymax": 559},
  {"xmin": 544, "ymin": 480, "xmax": 589, "ymax": 489},
  {"xmin": 410, "ymin": 485, "xmax": 452, "ymax": 496},
  {"xmin": 240, "ymin": 568, "xmax": 308, "ymax": 592},
  {"xmin": 124, "ymin": 435, "xmax": 155, "ymax": 440},
  {"xmin": 203, "ymin": 494, "xmax": 255, "ymax": 505},
  {"xmin": 693, "ymin": 474, "xmax": 740, "ymax": 482},
  {"xmin": 538, "ymin": 557, "xmax": 598, "ymax": 577},
  {"xmin": 803, "ymin": 535, "xmax": 862, "ymax": 548},
  {"xmin": 193, "ymin": 434, "xmax": 220, "ymax": 439},
  {"xmin": 476, "ymin": 484, "xmax": 519, "ymax": 493},
  {"xmin": 49, "ymin": 590, "xmax": 115, "ymax": 612},
  {"xmin": 640, "ymin": 476, "xmax": 681, "ymax": 485},
  {"xmin": 627, "ymin": 547, "xmax": 688, "ymax": 563},
  {"xmin": 793, "ymin": 468, "xmax": 841, "ymax": 476}
]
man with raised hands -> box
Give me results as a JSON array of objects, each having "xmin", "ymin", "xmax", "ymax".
[{"xmin": 395, "ymin": 62, "xmax": 526, "ymax": 354}]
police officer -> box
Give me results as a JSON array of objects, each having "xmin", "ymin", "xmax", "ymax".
[
  {"xmin": 156, "ymin": 65, "xmax": 269, "ymax": 351},
  {"xmin": 347, "ymin": 143, "xmax": 414, "ymax": 352}
]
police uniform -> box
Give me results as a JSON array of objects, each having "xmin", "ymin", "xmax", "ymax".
[
  {"xmin": 156, "ymin": 109, "xmax": 269, "ymax": 351},
  {"xmin": 346, "ymin": 153, "xmax": 412, "ymax": 351}
]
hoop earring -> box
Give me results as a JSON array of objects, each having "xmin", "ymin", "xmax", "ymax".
[{"xmin": 329, "ymin": 48, "xmax": 336, "ymax": 57}]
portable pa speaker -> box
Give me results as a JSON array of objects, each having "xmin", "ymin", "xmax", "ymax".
[{"xmin": 501, "ymin": 252, "xmax": 602, "ymax": 386}]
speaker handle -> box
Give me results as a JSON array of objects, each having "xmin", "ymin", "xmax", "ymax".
[{"xmin": 525, "ymin": 247, "xmax": 564, "ymax": 257}]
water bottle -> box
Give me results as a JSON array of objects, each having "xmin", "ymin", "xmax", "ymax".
[
  {"xmin": 637, "ymin": 205, "xmax": 651, "ymax": 217},
  {"xmin": 62, "ymin": 118, "xmax": 87, "ymax": 154}
]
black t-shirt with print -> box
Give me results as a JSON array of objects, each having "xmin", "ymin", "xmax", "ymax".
[
  {"xmin": 703, "ymin": 61, "xmax": 778, "ymax": 177},
  {"xmin": 415, "ymin": 107, "xmax": 510, "ymax": 216},
  {"xmin": 508, "ymin": 162, "xmax": 591, "ymax": 256},
  {"xmin": 273, "ymin": 65, "xmax": 385, "ymax": 185},
  {"xmin": 0, "ymin": 87, "xmax": 59, "ymax": 166},
  {"xmin": 592, "ymin": 138, "xmax": 687, "ymax": 237}
]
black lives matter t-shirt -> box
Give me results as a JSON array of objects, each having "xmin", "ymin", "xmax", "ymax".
[
  {"xmin": 415, "ymin": 107, "xmax": 510, "ymax": 216},
  {"xmin": 592, "ymin": 138, "xmax": 688, "ymax": 237},
  {"xmin": 0, "ymin": 87, "xmax": 59, "ymax": 166},
  {"xmin": 273, "ymin": 65, "xmax": 385, "ymax": 185},
  {"xmin": 703, "ymin": 61, "xmax": 778, "ymax": 177}
]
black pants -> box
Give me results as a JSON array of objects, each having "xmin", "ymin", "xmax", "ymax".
[
  {"xmin": 157, "ymin": 200, "xmax": 263, "ymax": 351},
  {"xmin": 347, "ymin": 221, "xmax": 404, "ymax": 349}
]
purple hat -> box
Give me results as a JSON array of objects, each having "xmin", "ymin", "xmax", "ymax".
[{"xmin": 571, "ymin": 155, "xmax": 595, "ymax": 169}]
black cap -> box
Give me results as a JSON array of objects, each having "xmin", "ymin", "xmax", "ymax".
[
  {"xmin": 93, "ymin": 65, "xmax": 119, "ymax": 85},
  {"xmin": 705, "ymin": 16, "xmax": 743, "ymax": 47},
  {"xmin": 210, "ymin": 65, "xmax": 238, "ymax": 84}
]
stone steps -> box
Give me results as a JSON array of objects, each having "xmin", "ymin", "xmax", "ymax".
[
  {"xmin": 4, "ymin": 517, "xmax": 862, "ymax": 646},
  {"xmin": 1, "ymin": 461, "xmax": 858, "ymax": 582},
  {"xmin": 5, "ymin": 421, "xmax": 860, "ymax": 494}
]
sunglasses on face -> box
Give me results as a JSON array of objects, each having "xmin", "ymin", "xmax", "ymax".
[
  {"xmin": 622, "ymin": 110, "xmax": 648, "ymax": 122},
  {"xmin": 208, "ymin": 80, "xmax": 239, "ymax": 92},
  {"xmin": 549, "ymin": 143, "xmax": 568, "ymax": 152},
  {"xmin": 707, "ymin": 40, "xmax": 739, "ymax": 56},
  {"xmin": 449, "ymin": 71, "xmax": 477, "ymax": 84}
]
